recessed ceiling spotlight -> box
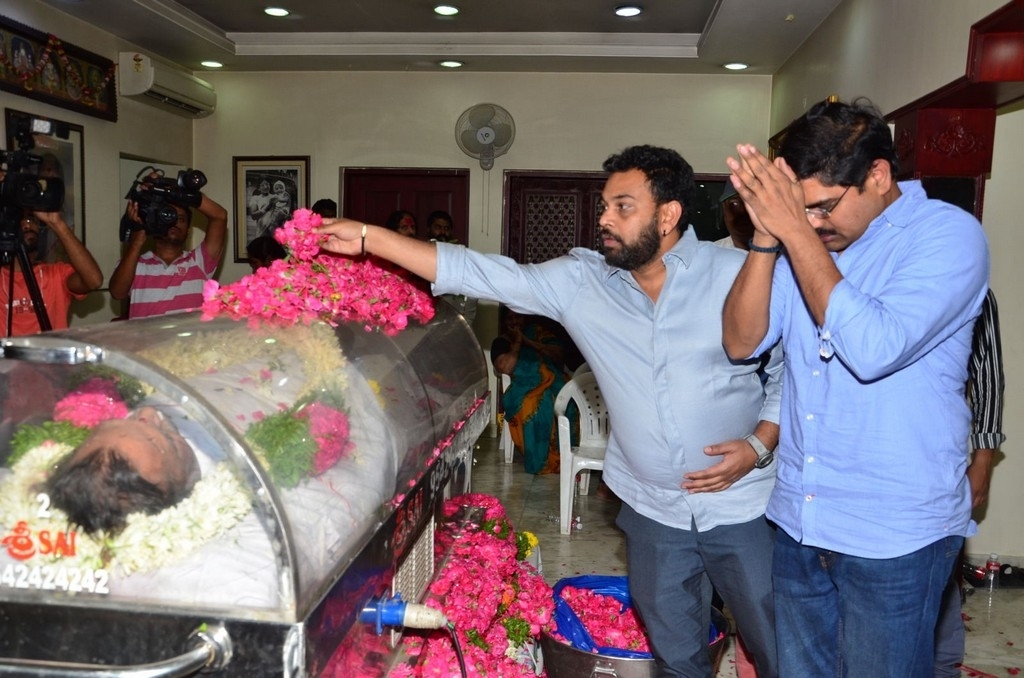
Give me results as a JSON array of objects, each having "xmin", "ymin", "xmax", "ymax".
[
  {"xmin": 264, "ymin": 7, "xmax": 290, "ymax": 18},
  {"xmin": 723, "ymin": 62, "xmax": 749, "ymax": 71},
  {"xmin": 439, "ymin": 60, "xmax": 464, "ymax": 68},
  {"xmin": 434, "ymin": 5, "xmax": 460, "ymax": 16},
  {"xmin": 201, "ymin": 60, "xmax": 223, "ymax": 68},
  {"xmin": 615, "ymin": 6, "xmax": 642, "ymax": 18}
]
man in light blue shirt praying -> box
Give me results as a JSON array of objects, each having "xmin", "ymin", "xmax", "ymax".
[{"xmin": 723, "ymin": 99, "xmax": 989, "ymax": 678}]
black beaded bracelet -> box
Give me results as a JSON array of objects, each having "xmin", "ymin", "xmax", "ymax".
[{"xmin": 747, "ymin": 238, "xmax": 782, "ymax": 254}]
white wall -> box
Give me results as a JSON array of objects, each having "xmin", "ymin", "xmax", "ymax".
[
  {"xmin": 194, "ymin": 70, "xmax": 772, "ymax": 289},
  {"xmin": 192, "ymin": 71, "xmax": 770, "ymax": 339},
  {"xmin": 975, "ymin": 104, "xmax": 1023, "ymax": 561},
  {"xmin": 771, "ymin": 0, "xmax": 1023, "ymax": 562},
  {"xmin": 771, "ymin": 0, "xmax": 1006, "ymax": 130}
]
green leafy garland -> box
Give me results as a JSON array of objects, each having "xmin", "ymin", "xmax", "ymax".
[
  {"xmin": 243, "ymin": 390, "xmax": 352, "ymax": 488},
  {"xmin": 244, "ymin": 409, "xmax": 319, "ymax": 487},
  {"xmin": 9, "ymin": 421, "xmax": 89, "ymax": 464}
]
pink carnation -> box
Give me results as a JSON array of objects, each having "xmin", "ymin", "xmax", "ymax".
[
  {"xmin": 201, "ymin": 208, "xmax": 434, "ymax": 334},
  {"xmin": 296, "ymin": 401, "xmax": 355, "ymax": 473},
  {"xmin": 559, "ymin": 586, "xmax": 651, "ymax": 653},
  {"xmin": 52, "ymin": 380, "xmax": 130, "ymax": 428}
]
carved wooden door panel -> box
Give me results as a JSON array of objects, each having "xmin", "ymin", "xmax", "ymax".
[{"xmin": 503, "ymin": 171, "xmax": 605, "ymax": 263}]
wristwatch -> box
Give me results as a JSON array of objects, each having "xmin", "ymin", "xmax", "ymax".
[{"xmin": 745, "ymin": 434, "xmax": 774, "ymax": 469}]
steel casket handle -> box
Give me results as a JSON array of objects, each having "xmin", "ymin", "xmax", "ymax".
[{"xmin": 0, "ymin": 623, "xmax": 232, "ymax": 677}]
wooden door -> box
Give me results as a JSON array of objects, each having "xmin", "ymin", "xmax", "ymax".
[
  {"xmin": 503, "ymin": 171, "xmax": 605, "ymax": 263},
  {"xmin": 503, "ymin": 171, "xmax": 731, "ymax": 263},
  {"xmin": 341, "ymin": 168, "xmax": 470, "ymax": 243}
]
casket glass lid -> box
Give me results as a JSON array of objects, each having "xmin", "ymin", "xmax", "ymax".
[{"xmin": 0, "ymin": 306, "xmax": 486, "ymax": 622}]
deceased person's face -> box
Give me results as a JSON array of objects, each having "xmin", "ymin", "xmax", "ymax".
[{"xmin": 69, "ymin": 406, "xmax": 200, "ymax": 494}]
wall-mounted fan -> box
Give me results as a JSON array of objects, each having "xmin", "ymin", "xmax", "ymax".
[{"xmin": 455, "ymin": 103, "xmax": 515, "ymax": 170}]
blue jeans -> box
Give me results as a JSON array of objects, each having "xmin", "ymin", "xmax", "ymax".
[
  {"xmin": 934, "ymin": 568, "xmax": 966, "ymax": 677},
  {"xmin": 617, "ymin": 504, "xmax": 778, "ymax": 678},
  {"xmin": 773, "ymin": 528, "xmax": 961, "ymax": 678}
]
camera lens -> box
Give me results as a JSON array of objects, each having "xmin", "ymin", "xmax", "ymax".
[
  {"xmin": 155, "ymin": 205, "xmax": 179, "ymax": 227},
  {"xmin": 8, "ymin": 174, "xmax": 63, "ymax": 212},
  {"xmin": 16, "ymin": 177, "xmax": 43, "ymax": 203},
  {"xmin": 178, "ymin": 169, "xmax": 207, "ymax": 191}
]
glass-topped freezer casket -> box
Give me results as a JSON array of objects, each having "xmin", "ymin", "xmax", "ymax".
[{"xmin": 0, "ymin": 302, "xmax": 489, "ymax": 676}]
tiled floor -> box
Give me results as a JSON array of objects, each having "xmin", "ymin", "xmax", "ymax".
[{"xmin": 469, "ymin": 434, "xmax": 1024, "ymax": 677}]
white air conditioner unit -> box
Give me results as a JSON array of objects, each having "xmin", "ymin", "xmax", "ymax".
[{"xmin": 118, "ymin": 52, "xmax": 216, "ymax": 118}]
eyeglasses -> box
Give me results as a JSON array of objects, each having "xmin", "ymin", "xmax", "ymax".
[{"xmin": 805, "ymin": 185, "xmax": 852, "ymax": 219}]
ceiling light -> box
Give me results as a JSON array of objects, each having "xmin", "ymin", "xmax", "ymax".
[
  {"xmin": 615, "ymin": 6, "xmax": 642, "ymax": 18},
  {"xmin": 439, "ymin": 60, "xmax": 464, "ymax": 68},
  {"xmin": 723, "ymin": 62, "xmax": 749, "ymax": 71},
  {"xmin": 264, "ymin": 7, "xmax": 290, "ymax": 18},
  {"xmin": 434, "ymin": 5, "xmax": 459, "ymax": 16},
  {"xmin": 201, "ymin": 60, "xmax": 223, "ymax": 68}
]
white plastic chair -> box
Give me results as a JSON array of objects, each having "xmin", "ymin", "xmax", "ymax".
[
  {"xmin": 498, "ymin": 373, "xmax": 514, "ymax": 463},
  {"xmin": 572, "ymin": 361, "xmax": 591, "ymax": 378},
  {"xmin": 555, "ymin": 371, "xmax": 610, "ymax": 535}
]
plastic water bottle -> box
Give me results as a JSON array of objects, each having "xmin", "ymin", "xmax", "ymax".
[{"xmin": 985, "ymin": 553, "xmax": 1001, "ymax": 592}]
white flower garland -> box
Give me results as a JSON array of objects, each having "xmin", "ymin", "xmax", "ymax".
[
  {"xmin": 137, "ymin": 321, "xmax": 349, "ymax": 403},
  {"xmin": 0, "ymin": 442, "xmax": 253, "ymax": 577}
]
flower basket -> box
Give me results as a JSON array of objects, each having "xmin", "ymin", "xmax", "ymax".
[{"xmin": 542, "ymin": 575, "xmax": 728, "ymax": 678}]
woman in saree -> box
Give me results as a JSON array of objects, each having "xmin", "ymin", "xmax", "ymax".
[{"xmin": 490, "ymin": 307, "xmax": 570, "ymax": 474}]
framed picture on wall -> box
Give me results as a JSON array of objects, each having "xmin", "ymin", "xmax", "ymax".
[
  {"xmin": 232, "ymin": 155, "xmax": 309, "ymax": 262},
  {"xmin": 5, "ymin": 108, "xmax": 86, "ymax": 254},
  {"xmin": 0, "ymin": 16, "xmax": 118, "ymax": 121}
]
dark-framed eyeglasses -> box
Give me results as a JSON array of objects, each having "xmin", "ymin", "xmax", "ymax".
[{"xmin": 805, "ymin": 185, "xmax": 852, "ymax": 219}]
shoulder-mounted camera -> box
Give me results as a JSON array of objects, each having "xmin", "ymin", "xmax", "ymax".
[
  {"xmin": 0, "ymin": 115, "xmax": 66, "ymax": 254},
  {"xmin": 121, "ymin": 167, "xmax": 207, "ymax": 241}
]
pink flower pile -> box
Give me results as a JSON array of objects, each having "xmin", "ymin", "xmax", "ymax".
[
  {"xmin": 557, "ymin": 585, "xmax": 651, "ymax": 653},
  {"xmin": 52, "ymin": 377, "xmax": 129, "ymax": 428},
  {"xmin": 201, "ymin": 208, "xmax": 435, "ymax": 335},
  {"xmin": 388, "ymin": 494, "xmax": 555, "ymax": 677},
  {"xmin": 296, "ymin": 401, "xmax": 355, "ymax": 474},
  {"xmin": 442, "ymin": 492, "xmax": 506, "ymax": 523}
]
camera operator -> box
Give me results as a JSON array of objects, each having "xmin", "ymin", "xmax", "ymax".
[
  {"xmin": 109, "ymin": 171, "xmax": 227, "ymax": 319},
  {"xmin": 1, "ymin": 204, "xmax": 103, "ymax": 337}
]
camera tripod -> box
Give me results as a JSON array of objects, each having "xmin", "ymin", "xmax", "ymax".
[{"xmin": 2, "ymin": 236, "xmax": 52, "ymax": 337}]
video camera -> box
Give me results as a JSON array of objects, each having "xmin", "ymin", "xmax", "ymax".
[
  {"xmin": 121, "ymin": 167, "xmax": 207, "ymax": 241},
  {"xmin": 0, "ymin": 116, "xmax": 65, "ymax": 256}
]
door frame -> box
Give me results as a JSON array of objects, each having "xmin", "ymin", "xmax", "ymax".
[{"xmin": 340, "ymin": 167, "xmax": 470, "ymax": 243}]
